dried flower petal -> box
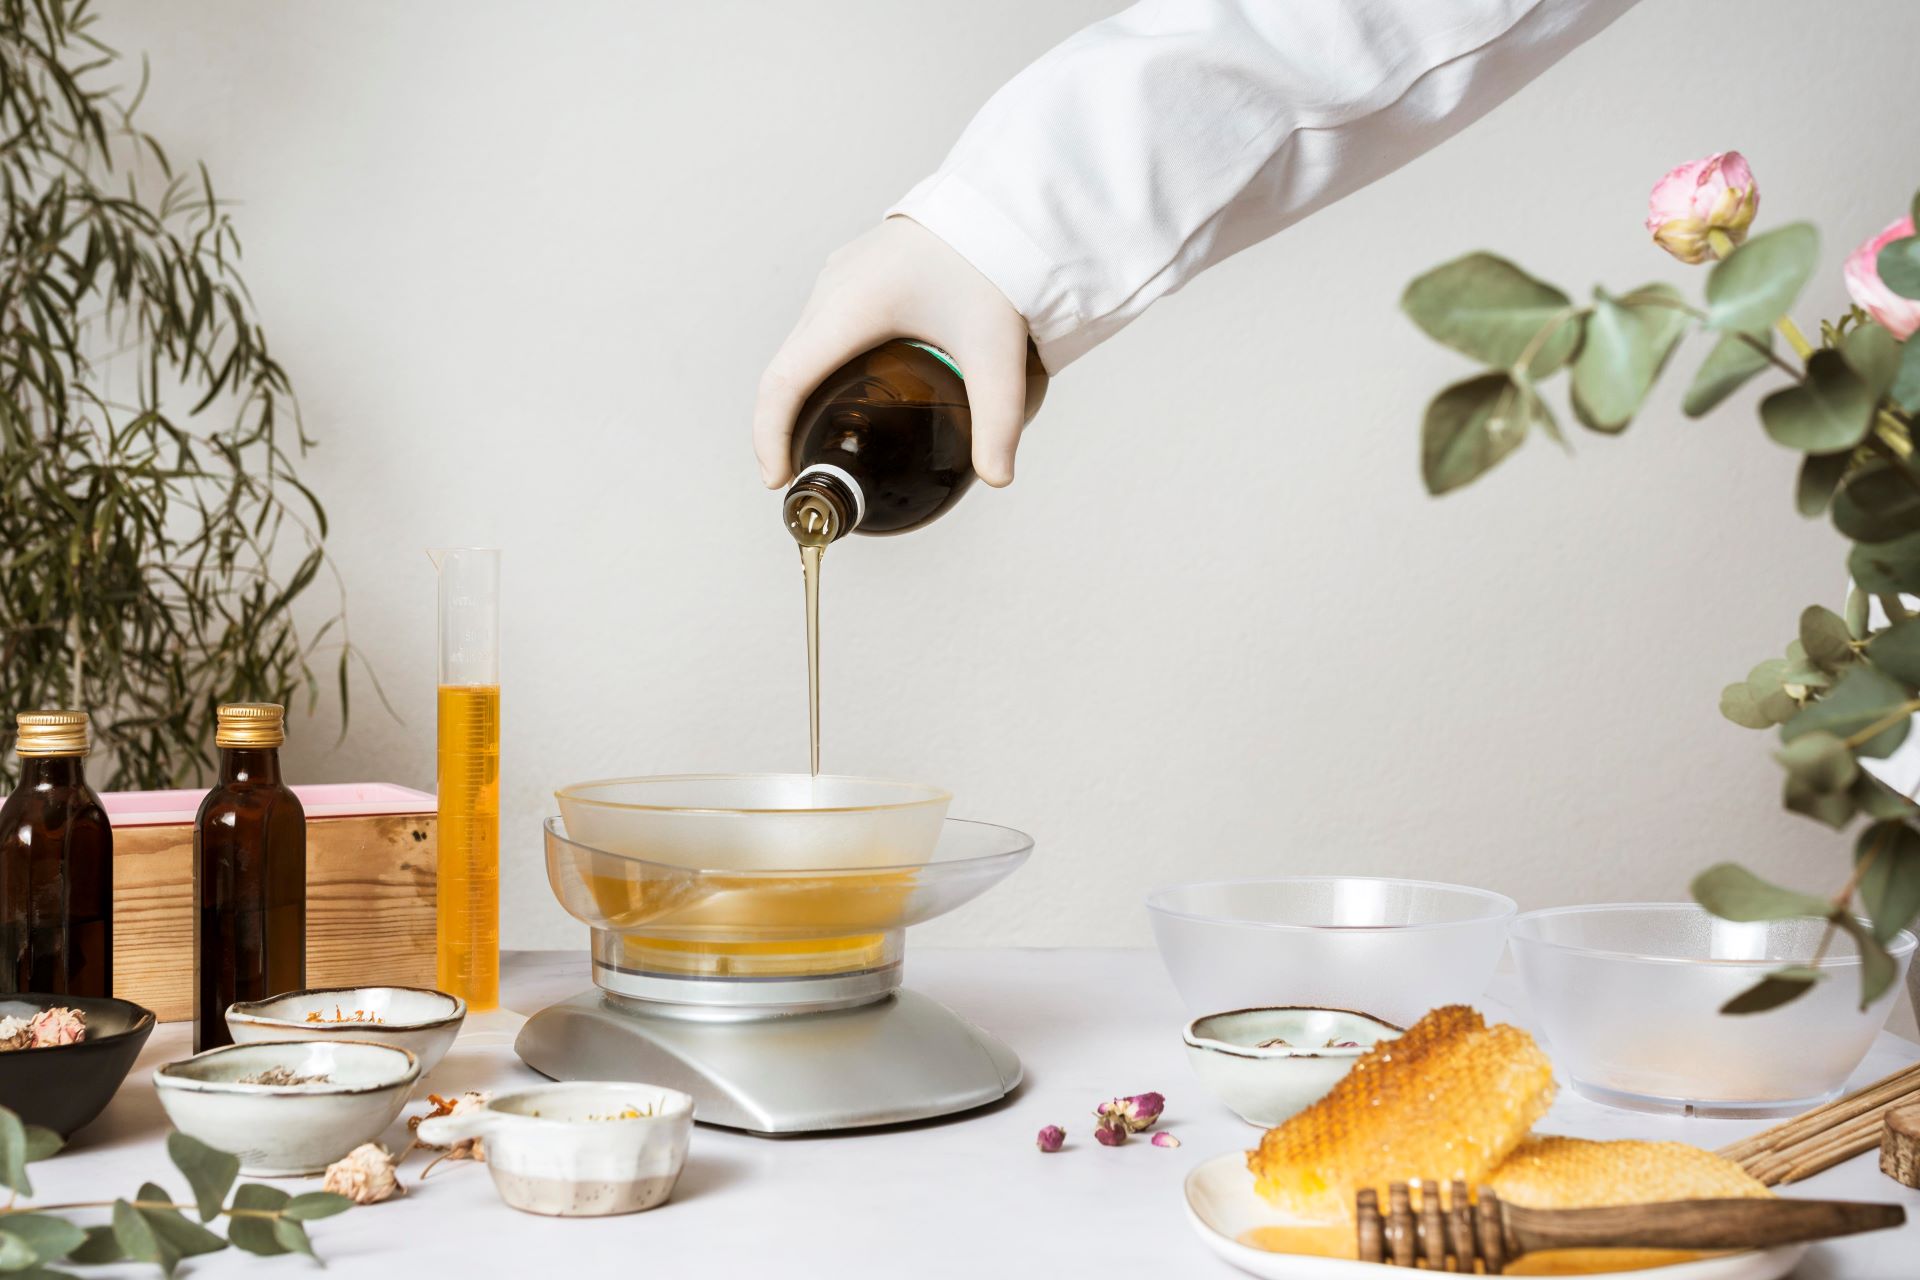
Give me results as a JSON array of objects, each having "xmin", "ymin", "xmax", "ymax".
[
  {"xmin": 1096, "ymin": 1091, "xmax": 1165, "ymax": 1133},
  {"xmin": 0, "ymin": 1017, "xmax": 31, "ymax": 1052},
  {"xmin": 26, "ymin": 1006, "xmax": 84, "ymax": 1047},
  {"xmin": 1094, "ymin": 1118, "xmax": 1128, "ymax": 1147},
  {"xmin": 410, "ymin": 1091, "xmax": 491, "ymax": 1162},
  {"xmin": 322, "ymin": 1143, "xmax": 401, "ymax": 1204},
  {"xmin": 1036, "ymin": 1124, "xmax": 1065, "ymax": 1153},
  {"xmin": 1151, "ymin": 1132, "xmax": 1181, "ymax": 1148}
]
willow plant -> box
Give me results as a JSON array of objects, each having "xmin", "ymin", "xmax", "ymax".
[
  {"xmin": 1403, "ymin": 153, "xmax": 1920, "ymax": 1013},
  {"xmin": 0, "ymin": 0, "xmax": 367, "ymax": 789}
]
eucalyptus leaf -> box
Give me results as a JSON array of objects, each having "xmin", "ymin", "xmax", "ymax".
[
  {"xmin": 0, "ymin": 1110, "xmax": 29, "ymax": 1198},
  {"xmin": 65, "ymin": 1228, "xmax": 121, "ymax": 1265},
  {"xmin": 1759, "ymin": 350, "xmax": 1875, "ymax": 454},
  {"xmin": 1721, "ymin": 966, "xmax": 1824, "ymax": 1015},
  {"xmin": 1785, "ymin": 775, "xmax": 1858, "ymax": 829},
  {"xmin": 20, "ymin": 1129, "xmax": 59, "ymax": 1166},
  {"xmin": 1867, "ymin": 616, "xmax": 1920, "ymax": 686},
  {"xmin": 1683, "ymin": 331, "xmax": 1774, "ymax": 417},
  {"xmin": 0, "ymin": 1218, "xmax": 82, "ymax": 1268},
  {"xmin": 1775, "ymin": 731, "xmax": 1858, "ymax": 793},
  {"xmin": 1848, "ymin": 586, "xmax": 1872, "ymax": 639},
  {"xmin": 1892, "ymin": 334, "xmax": 1920, "ymax": 414},
  {"xmin": 1705, "ymin": 222, "xmax": 1819, "ymax": 334},
  {"xmin": 1569, "ymin": 286, "xmax": 1689, "ymax": 432},
  {"xmin": 1849, "ymin": 530, "xmax": 1920, "ymax": 597},
  {"xmin": 1796, "ymin": 451, "xmax": 1850, "ymax": 517},
  {"xmin": 1779, "ymin": 660, "xmax": 1832, "ymax": 692},
  {"xmin": 1875, "ymin": 235, "xmax": 1920, "ymax": 302},
  {"xmin": 226, "ymin": 1185, "xmax": 289, "ymax": 1257},
  {"xmin": 1832, "ymin": 461, "xmax": 1920, "ymax": 542},
  {"xmin": 1719, "ymin": 682, "xmax": 1772, "ymax": 729},
  {"xmin": 1782, "ymin": 665, "xmax": 1913, "ymax": 758},
  {"xmin": 1799, "ymin": 605, "xmax": 1856, "ymax": 670},
  {"xmin": 1420, "ymin": 372, "xmax": 1543, "ymax": 494},
  {"xmin": 1400, "ymin": 252, "xmax": 1581, "ymax": 376},
  {"xmin": 136, "ymin": 1206, "xmax": 225, "ymax": 1261},
  {"xmin": 270, "ymin": 1219, "xmax": 313, "ymax": 1259},
  {"xmin": 282, "ymin": 1192, "xmax": 352, "ymax": 1222},
  {"xmin": 167, "ymin": 1132, "xmax": 237, "ymax": 1223},
  {"xmin": 1831, "ymin": 914, "xmax": 1898, "ymax": 1008},
  {"xmin": 1746, "ymin": 657, "xmax": 1800, "ymax": 723},
  {"xmin": 1856, "ymin": 821, "xmax": 1920, "ymax": 944},
  {"xmin": 1692, "ymin": 862, "xmax": 1834, "ymax": 921},
  {"xmin": 0, "ymin": 1232, "xmax": 35, "ymax": 1273},
  {"xmin": 109, "ymin": 1200, "xmax": 173, "ymax": 1277},
  {"xmin": 1840, "ymin": 322, "xmax": 1900, "ymax": 399}
]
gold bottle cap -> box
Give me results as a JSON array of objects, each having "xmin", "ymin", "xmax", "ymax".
[
  {"xmin": 15, "ymin": 710, "xmax": 90, "ymax": 757},
  {"xmin": 215, "ymin": 702, "xmax": 286, "ymax": 749}
]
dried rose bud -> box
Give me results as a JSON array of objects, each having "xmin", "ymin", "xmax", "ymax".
[
  {"xmin": 1035, "ymin": 1124, "xmax": 1065, "ymax": 1153},
  {"xmin": 1151, "ymin": 1132, "xmax": 1181, "ymax": 1148},
  {"xmin": 322, "ymin": 1143, "xmax": 401, "ymax": 1204},
  {"xmin": 1094, "ymin": 1117, "xmax": 1129, "ymax": 1147},
  {"xmin": 0, "ymin": 1016, "xmax": 30, "ymax": 1052},
  {"xmin": 1325, "ymin": 1039, "xmax": 1362, "ymax": 1049},
  {"xmin": 1123, "ymin": 1092, "xmax": 1165, "ymax": 1130}
]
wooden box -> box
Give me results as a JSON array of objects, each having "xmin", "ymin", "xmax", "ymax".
[{"xmin": 103, "ymin": 784, "xmax": 437, "ymax": 1023}]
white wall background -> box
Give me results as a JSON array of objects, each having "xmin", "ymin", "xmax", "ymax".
[{"xmin": 97, "ymin": 2, "xmax": 1920, "ymax": 991}]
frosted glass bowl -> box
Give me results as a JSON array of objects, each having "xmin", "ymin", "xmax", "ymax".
[
  {"xmin": 1145, "ymin": 877, "xmax": 1515, "ymax": 1027},
  {"xmin": 1510, "ymin": 904, "xmax": 1918, "ymax": 1116},
  {"xmin": 555, "ymin": 774, "xmax": 950, "ymax": 872}
]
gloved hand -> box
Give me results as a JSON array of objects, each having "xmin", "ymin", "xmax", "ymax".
[{"xmin": 753, "ymin": 216, "xmax": 1033, "ymax": 489}]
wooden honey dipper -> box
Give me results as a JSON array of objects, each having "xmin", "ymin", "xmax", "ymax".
[{"xmin": 1354, "ymin": 1181, "xmax": 1904, "ymax": 1272}]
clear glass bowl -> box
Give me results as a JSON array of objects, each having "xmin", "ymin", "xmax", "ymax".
[
  {"xmin": 1145, "ymin": 877, "xmax": 1515, "ymax": 1027},
  {"xmin": 544, "ymin": 814, "xmax": 1029, "ymax": 988},
  {"xmin": 1510, "ymin": 904, "xmax": 1918, "ymax": 1116},
  {"xmin": 555, "ymin": 774, "xmax": 950, "ymax": 872}
]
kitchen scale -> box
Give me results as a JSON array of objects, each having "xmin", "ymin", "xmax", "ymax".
[{"xmin": 514, "ymin": 774, "xmax": 1031, "ymax": 1134}]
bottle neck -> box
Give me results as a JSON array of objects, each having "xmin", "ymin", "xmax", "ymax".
[
  {"xmin": 783, "ymin": 469, "xmax": 860, "ymax": 547},
  {"xmin": 218, "ymin": 746, "xmax": 282, "ymax": 785},
  {"xmin": 16, "ymin": 755, "xmax": 87, "ymax": 790}
]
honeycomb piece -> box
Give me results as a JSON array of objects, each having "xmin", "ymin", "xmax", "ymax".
[
  {"xmin": 1247, "ymin": 1005, "xmax": 1556, "ymax": 1220},
  {"xmin": 1490, "ymin": 1136, "xmax": 1771, "ymax": 1208}
]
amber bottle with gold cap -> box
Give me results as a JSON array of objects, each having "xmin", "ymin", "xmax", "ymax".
[
  {"xmin": 194, "ymin": 703, "xmax": 305, "ymax": 1051},
  {"xmin": 0, "ymin": 710, "xmax": 112, "ymax": 996}
]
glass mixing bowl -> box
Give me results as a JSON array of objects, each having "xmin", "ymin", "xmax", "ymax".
[
  {"xmin": 1145, "ymin": 876, "xmax": 1515, "ymax": 1027},
  {"xmin": 544, "ymin": 811, "xmax": 1029, "ymax": 1006},
  {"xmin": 1510, "ymin": 904, "xmax": 1918, "ymax": 1116},
  {"xmin": 555, "ymin": 774, "xmax": 950, "ymax": 872}
]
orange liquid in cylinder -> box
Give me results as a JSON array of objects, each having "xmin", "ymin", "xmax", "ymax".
[{"xmin": 438, "ymin": 684, "xmax": 499, "ymax": 1010}]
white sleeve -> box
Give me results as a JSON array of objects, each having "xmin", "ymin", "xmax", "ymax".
[{"xmin": 889, "ymin": 0, "xmax": 1640, "ymax": 370}]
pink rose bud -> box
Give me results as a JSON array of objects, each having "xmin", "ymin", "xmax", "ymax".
[
  {"xmin": 1844, "ymin": 215, "xmax": 1920, "ymax": 341},
  {"xmin": 1123, "ymin": 1092, "xmax": 1165, "ymax": 1131},
  {"xmin": 1151, "ymin": 1132, "xmax": 1181, "ymax": 1148},
  {"xmin": 1094, "ymin": 1117, "xmax": 1129, "ymax": 1147},
  {"xmin": 1035, "ymin": 1124, "xmax": 1065, "ymax": 1153},
  {"xmin": 1646, "ymin": 152, "xmax": 1758, "ymax": 264}
]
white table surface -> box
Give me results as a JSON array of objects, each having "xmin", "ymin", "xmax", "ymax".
[{"xmin": 30, "ymin": 949, "xmax": 1920, "ymax": 1278}]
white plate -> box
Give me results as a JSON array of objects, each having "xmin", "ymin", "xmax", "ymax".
[{"xmin": 1183, "ymin": 1152, "xmax": 1807, "ymax": 1279}]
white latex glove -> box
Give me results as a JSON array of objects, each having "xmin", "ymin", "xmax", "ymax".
[{"xmin": 753, "ymin": 216, "xmax": 1033, "ymax": 490}]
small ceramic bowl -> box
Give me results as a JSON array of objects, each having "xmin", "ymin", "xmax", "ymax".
[
  {"xmin": 0, "ymin": 993, "xmax": 155, "ymax": 1138},
  {"xmin": 417, "ymin": 1081, "xmax": 693, "ymax": 1217},
  {"xmin": 155, "ymin": 1040, "xmax": 419, "ymax": 1175},
  {"xmin": 227, "ymin": 986, "xmax": 466, "ymax": 1075},
  {"xmin": 1183, "ymin": 1007, "xmax": 1401, "ymax": 1127}
]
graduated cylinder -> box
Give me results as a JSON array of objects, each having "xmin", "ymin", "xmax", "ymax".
[{"xmin": 432, "ymin": 547, "xmax": 500, "ymax": 1011}]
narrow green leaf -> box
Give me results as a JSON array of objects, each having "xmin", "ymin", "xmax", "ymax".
[
  {"xmin": 1420, "ymin": 372, "xmax": 1540, "ymax": 494},
  {"xmin": 282, "ymin": 1191, "xmax": 352, "ymax": 1221},
  {"xmin": 1775, "ymin": 731, "xmax": 1858, "ymax": 793},
  {"xmin": 167, "ymin": 1132, "xmax": 238, "ymax": 1222},
  {"xmin": 1400, "ymin": 252, "xmax": 1581, "ymax": 376},
  {"xmin": 1706, "ymin": 223, "xmax": 1819, "ymax": 334},
  {"xmin": 1831, "ymin": 914, "xmax": 1898, "ymax": 1008},
  {"xmin": 270, "ymin": 1218, "xmax": 313, "ymax": 1259},
  {"xmin": 1692, "ymin": 862, "xmax": 1834, "ymax": 921},
  {"xmin": 1856, "ymin": 821, "xmax": 1920, "ymax": 944},
  {"xmin": 1782, "ymin": 664, "xmax": 1913, "ymax": 757},
  {"xmin": 1760, "ymin": 349, "xmax": 1876, "ymax": 453},
  {"xmin": 1683, "ymin": 332, "xmax": 1774, "ymax": 417},
  {"xmin": 1721, "ymin": 966, "xmax": 1824, "ymax": 1015},
  {"xmin": 1569, "ymin": 286, "xmax": 1689, "ymax": 432},
  {"xmin": 0, "ymin": 1110, "xmax": 29, "ymax": 1197},
  {"xmin": 1847, "ymin": 586, "xmax": 1872, "ymax": 640},
  {"xmin": 1800, "ymin": 605, "xmax": 1856, "ymax": 670},
  {"xmin": 1875, "ymin": 235, "xmax": 1920, "ymax": 301}
]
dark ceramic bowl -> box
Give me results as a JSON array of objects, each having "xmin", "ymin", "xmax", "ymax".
[{"xmin": 0, "ymin": 993, "xmax": 155, "ymax": 1137}]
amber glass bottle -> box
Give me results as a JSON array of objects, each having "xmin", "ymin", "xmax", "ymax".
[
  {"xmin": 194, "ymin": 703, "xmax": 305, "ymax": 1051},
  {"xmin": 781, "ymin": 339, "xmax": 1049, "ymax": 545},
  {"xmin": 0, "ymin": 710, "xmax": 112, "ymax": 997}
]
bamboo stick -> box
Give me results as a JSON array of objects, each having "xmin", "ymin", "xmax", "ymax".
[{"xmin": 1718, "ymin": 1062, "xmax": 1920, "ymax": 1186}]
